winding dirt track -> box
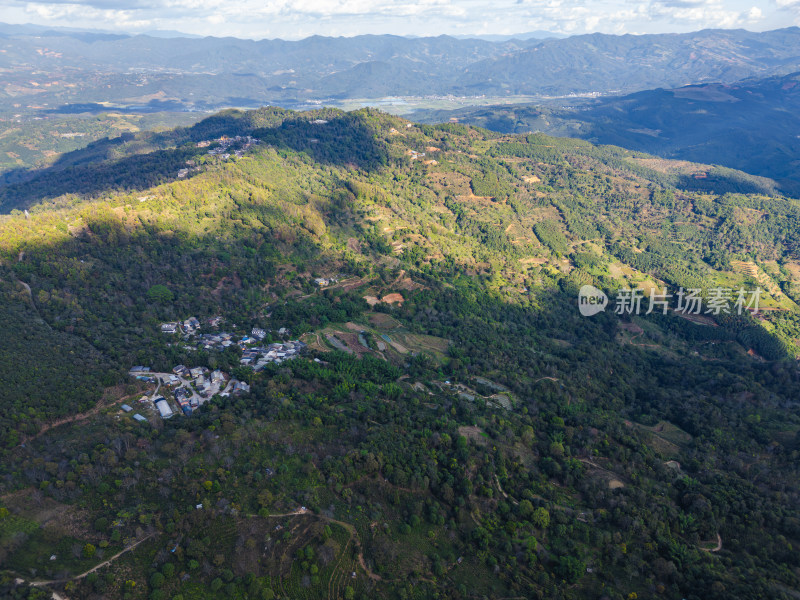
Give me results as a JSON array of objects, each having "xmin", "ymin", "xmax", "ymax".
[
  {"xmin": 700, "ymin": 533, "xmax": 722, "ymax": 553},
  {"xmin": 15, "ymin": 510, "xmax": 381, "ymax": 596},
  {"xmin": 14, "ymin": 533, "xmax": 157, "ymax": 598},
  {"xmin": 14, "ymin": 394, "xmax": 119, "ymax": 449},
  {"xmin": 627, "ymin": 331, "xmax": 660, "ymax": 348},
  {"xmin": 248, "ymin": 509, "xmax": 382, "ymax": 581}
]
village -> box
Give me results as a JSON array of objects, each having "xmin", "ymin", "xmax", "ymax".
[
  {"xmin": 126, "ymin": 316, "xmax": 306, "ymax": 422},
  {"xmin": 127, "ymin": 364, "xmax": 247, "ymax": 422},
  {"xmin": 177, "ymin": 135, "xmax": 259, "ymax": 178}
]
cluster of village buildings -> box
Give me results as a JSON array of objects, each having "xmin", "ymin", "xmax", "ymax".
[
  {"xmin": 240, "ymin": 337, "xmax": 307, "ymax": 370},
  {"xmin": 121, "ymin": 315, "xmax": 310, "ymax": 422},
  {"xmin": 159, "ymin": 317, "xmax": 303, "ymax": 361},
  {"xmin": 196, "ymin": 135, "xmax": 259, "ymax": 159},
  {"xmin": 143, "ymin": 317, "xmax": 304, "ymax": 397},
  {"xmin": 161, "ymin": 316, "xmax": 236, "ymax": 351},
  {"xmin": 177, "ymin": 135, "xmax": 260, "ymax": 178},
  {"xmin": 127, "ymin": 363, "xmax": 251, "ymax": 422}
]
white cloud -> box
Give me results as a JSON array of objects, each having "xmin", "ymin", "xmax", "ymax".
[
  {"xmin": 0, "ymin": 0, "xmax": 792, "ymax": 37},
  {"xmin": 25, "ymin": 2, "xmax": 156, "ymax": 29},
  {"xmin": 647, "ymin": 0, "xmax": 770, "ymax": 29}
]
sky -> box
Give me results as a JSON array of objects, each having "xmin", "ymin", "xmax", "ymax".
[{"xmin": 0, "ymin": 0, "xmax": 795, "ymax": 40}]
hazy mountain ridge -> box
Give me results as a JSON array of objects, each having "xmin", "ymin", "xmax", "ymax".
[
  {"xmin": 4, "ymin": 25, "xmax": 800, "ymax": 113},
  {"xmin": 458, "ymin": 28, "xmax": 800, "ymax": 95}
]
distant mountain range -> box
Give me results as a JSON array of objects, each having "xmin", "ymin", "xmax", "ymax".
[
  {"xmin": 451, "ymin": 31, "xmax": 567, "ymax": 41},
  {"xmin": 3, "ymin": 24, "xmax": 800, "ymax": 113},
  {"xmin": 414, "ymin": 71, "xmax": 800, "ymax": 193}
]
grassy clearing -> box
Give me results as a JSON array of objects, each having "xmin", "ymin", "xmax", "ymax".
[
  {"xmin": 367, "ymin": 313, "xmax": 403, "ymax": 331},
  {"xmin": 309, "ymin": 315, "xmax": 450, "ymax": 365},
  {"xmin": 634, "ymin": 420, "xmax": 693, "ymax": 458}
]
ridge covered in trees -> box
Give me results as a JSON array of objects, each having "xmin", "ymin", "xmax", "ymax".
[{"xmin": 1, "ymin": 108, "xmax": 800, "ymax": 600}]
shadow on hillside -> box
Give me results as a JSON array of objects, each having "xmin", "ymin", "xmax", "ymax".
[
  {"xmin": 253, "ymin": 111, "xmax": 390, "ymax": 171},
  {"xmin": 0, "ymin": 109, "xmax": 389, "ymax": 214},
  {"xmin": 673, "ymin": 172, "xmax": 781, "ymax": 197},
  {"xmin": 3, "ymin": 193, "xmax": 800, "ymax": 462},
  {"xmin": 0, "ymin": 144, "xmax": 203, "ymax": 213}
]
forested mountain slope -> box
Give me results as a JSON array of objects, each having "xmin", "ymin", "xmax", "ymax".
[
  {"xmin": 413, "ymin": 71, "xmax": 800, "ymax": 194},
  {"xmin": 1, "ymin": 109, "xmax": 800, "ymax": 600}
]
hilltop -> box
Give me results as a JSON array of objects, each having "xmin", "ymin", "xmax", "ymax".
[{"xmin": 413, "ymin": 71, "xmax": 800, "ymax": 193}]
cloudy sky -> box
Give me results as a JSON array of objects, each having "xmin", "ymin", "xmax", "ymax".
[{"xmin": 0, "ymin": 0, "xmax": 795, "ymax": 39}]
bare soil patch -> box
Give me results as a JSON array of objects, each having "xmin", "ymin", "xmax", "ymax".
[
  {"xmin": 619, "ymin": 322, "xmax": 644, "ymax": 334},
  {"xmin": 333, "ymin": 331, "xmax": 368, "ymax": 357},
  {"xmin": 381, "ymin": 293, "xmax": 404, "ymax": 305},
  {"xmin": 674, "ymin": 311, "xmax": 718, "ymax": 326},
  {"xmin": 519, "ymin": 257, "xmax": 546, "ymax": 265},
  {"xmin": 300, "ymin": 332, "xmax": 330, "ymax": 353},
  {"xmin": 784, "ymin": 262, "xmax": 800, "ymax": 282},
  {"xmin": 368, "ymin": 313, "xmax": 402, "ymax": 330},
  {"xmin": 458, "ymin": 425, "xmax": 488, "ymax": 445}
]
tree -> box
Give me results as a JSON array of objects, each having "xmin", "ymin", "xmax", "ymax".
[
  {"xmin": 472, "ymin": 527, "xmax": 489, "ymax": 549},
  {"xmin": 555, "ymin": 555, "xmax": 585, "ymax": 583},
  {"xmin": 149, "ymin": 572, "xmax": 165, "ymax": 588},
  {"xmin": 82, "ymin": 543, "xmax": 96, "ymax": 558},
  {"xmin": 519, "ymin": 499, "xmax": 534, "ymax": 519},
  {"xmin": 147, "ymin": 284, "xmax": 174, "ymax": 304},
  {"xmin": 532, "ymin": 507, "xmax": 550, "ymax": 529}
]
